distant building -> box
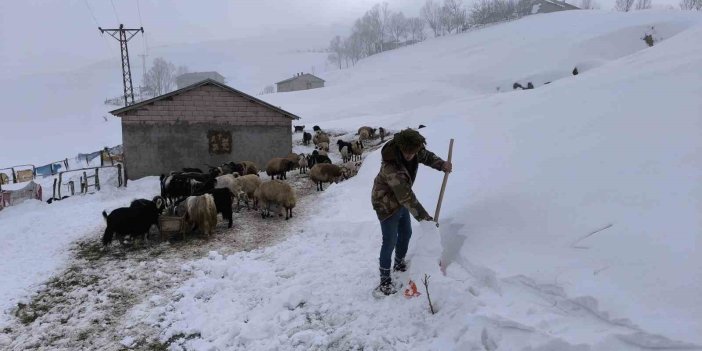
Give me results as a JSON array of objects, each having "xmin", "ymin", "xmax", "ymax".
[
  {"xmin": 276, "ymin": 73, "xmax": 325, "ymax": 93},
  {"xmin": 517, "ymin": 0, "xmax": 579, "ymax": 16},
  {"xmin": 176, "ymin": 72, "xmax": 225, "ymax": 89},
  {"xmin": 110, "ymin": 79, "xmax": 300, "ymax": 180}
]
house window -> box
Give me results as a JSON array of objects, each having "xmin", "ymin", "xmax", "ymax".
[{"xmin": 207, "ymin": 130, "xmax": 232, "ymax": 154}]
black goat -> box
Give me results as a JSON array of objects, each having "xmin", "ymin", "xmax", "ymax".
[
  {"xmin": 303, "ymin": 132, "xmax": 312, "ymax": 146},
  {"xmin": 182, "ymin": 167, "xmax": 203, "ymax": 173},
  {"xmin": 308, "ymin": 150, "xmax": 332, "ymax": 168},
  {"xmin": 102, "ymin": 196, "xmax": 164, "ymax": 246},
  {"xmin": 294, "ymin": 125, "xmax": 305, "ymax": 132},
  {"xmin": 313, "ymin": 125, "xmax": 321, "ymax": 132}
]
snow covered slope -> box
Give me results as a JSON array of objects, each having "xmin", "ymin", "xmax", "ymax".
[
  {"xmin": 2, "ymin": 9, "xmax": 701, "ymax": 350},
  {"xmin": 133, "ymin": 10, "xmax": 701, "ymax": 348}
]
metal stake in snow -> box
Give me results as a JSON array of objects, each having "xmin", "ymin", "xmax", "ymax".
[{"xmin": 434, "ymin": 139, "xmax": 454, "ymax": 228}]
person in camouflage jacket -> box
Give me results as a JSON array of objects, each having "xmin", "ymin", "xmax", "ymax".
[{"xmin": 371, "ymin": 129, "xmax": 452, "ymax": 295}]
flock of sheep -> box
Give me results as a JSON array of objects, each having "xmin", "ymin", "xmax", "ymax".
[{"xmin": 100, "ymin": 125, "xmax": 387, "ymax": 247}]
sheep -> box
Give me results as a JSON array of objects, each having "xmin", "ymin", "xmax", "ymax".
[
  {"xmin": 358, "ymin": 126, "xmax": 377, "ymax": 142},
  {"xmin": 266, "ymin": 157, "xmax": 295, "ymax": 180},
  {"xmin": 337, "ymin": 139, "xmax": 353, "ymax": 153},
  {"xmin": 340, "ymin": 146, "xmax": 350, "ymax": 162},
  {"xmin": 315, "ymin": 147, "xmax": 328, "ymax": 157},
  {"xmin": 302, "ymin": 132, "xmax": 312, "ymax": 146},
  {"xmin": 341, "ymin": 161, "xmax": 363, "ymax": 178},
  {"xmin": 317, "ymin": 142, "xmax": 329, "ymax": 152},
  {"xmin": 379, "ymin": 127, "xmax": 386, "ymax": 142},
  {"xmin": 298, "ymin": 154, "xmax": 308, "ymax": 174},
  {"xmin": 234, "ymin": 174, "xmax": 262, "ymax": 210},
  {"xmin": 351, "ymin": 140, "xmax": 363, "ymax": 161},
  {"xmin": 184, "ymin": 194, "xmax": 217, "ymax": 238},
  {"xmin": 312, "ymin": 132, "xmax": 330, "ymax": 146},
  {"xmin": 239, "ymin": 161, "xmax": 259, "ymax": 175},
  {"xmin": 309, "ymin": 163, "xmax": 347, "ymax": 191},
  {"xmin": 294, "ymin": 125, "xmax": 305, "ymax": 132},
  {"xmin": 254, "ymin": 180, "xmax": 296, "ymax": 220},
  {"xmin": 286, "ymin": 153, "xmax": 301, "ymax": 170},
  {"xmin": 101, "ymin": 196, "xmax": 164, "ymax": 246}
]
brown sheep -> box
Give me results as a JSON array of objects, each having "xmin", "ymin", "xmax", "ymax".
[
  {"xmin": 239, "ymin": 161, "xmax": 259, "ymax": 175},
  {"xmin": 235, "ymin": 174, "xmax": 262, "ymax": 210},
  {"xmin": 286, "ymin": 153, "xmax": 300, "ymax": 170},
  {"xmin": 184, "ymin": 194, "xmax": 217, "ymax": 238},
  {"xmin": 317, "ymin": 142, "xmax": 329, "ymax": 152},
  {"xmin": 351, "ymin": 140, "xmax": 363, "ymax": 161},
  {"xmin": 312, "ymin": 132, "xmax": 330, "ymax": 146},
  {"xmin": 266, "ymin": 157, "xmax": 295, "ymax": 180},
  {"xmin": 254, "ymin": 180, "xmax": 296, "ymax": 220},
  {"xmin": 309, "ymin": 163, "xmax": 347, "ymax": 191},
  {"xmin": 358, "ymin": 126, "xmax": 376, "ymax": 139}
]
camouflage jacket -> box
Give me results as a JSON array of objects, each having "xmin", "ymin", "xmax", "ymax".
[{"xmin": 371, "ymin": 140, "xmax": 445, "ymax": 221}]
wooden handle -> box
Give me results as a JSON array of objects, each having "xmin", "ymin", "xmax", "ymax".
[{"xmin": 434, "ymin": 139, "xmax": 454, "ymax": 226}]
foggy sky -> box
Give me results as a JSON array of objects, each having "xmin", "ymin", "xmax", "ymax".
[{"xmin": 0, "ymin": 0, "xmax": 681, "ymax": 78}]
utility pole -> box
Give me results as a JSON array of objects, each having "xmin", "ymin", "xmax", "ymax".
[{"xmin": 99, "ymin": 24, "xmax": 144, "ymax": 106}]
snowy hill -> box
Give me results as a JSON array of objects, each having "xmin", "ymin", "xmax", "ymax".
[{"xmin": 2, "ymin": 9, "xmax": 701, "ymax": 350}]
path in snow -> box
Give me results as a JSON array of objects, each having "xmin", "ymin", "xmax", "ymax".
[{"xmin": 0, "ymin": 167, "xmax": 322, "ymax": 350}]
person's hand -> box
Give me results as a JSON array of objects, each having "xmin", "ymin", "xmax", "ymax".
[
  {"xmin": 441, "ymin": 161, "xmax": 452, "ymax": 173},
  {"xmin": 421, "ymin": 214, "xmax": 434, "ymax": 222}
]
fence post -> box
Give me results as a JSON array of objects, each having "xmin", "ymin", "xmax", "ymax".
[
  {"xmin": 117, "ymin": 164, "xmax": 123, "ymax": 187},
  {"xmin": 58, "ymin": 172, "xmax": 63, "ymax": 198},
  {"xmin": 52, "ymin": 178, "xmax": 57, "ymax": 199},
  {"xmin": 95, "ymin": 168, "xmax": 100, "ymax": 192},
  {"xmin": 82, "ymin": 171, "xmax": 88, "ymax": 193},
  {"xmin": 11, "ymin": 167, "xmax": 16, "ymax": 183}
]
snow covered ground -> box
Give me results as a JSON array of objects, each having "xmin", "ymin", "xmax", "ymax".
[{"xmin": 1, "ymin": 9, "xmax": 701, "ymax": 350}]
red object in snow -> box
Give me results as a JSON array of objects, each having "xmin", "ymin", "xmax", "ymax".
[{"xmin": 404, "ymin": 280, "xmax": 421, "ymax": 298}]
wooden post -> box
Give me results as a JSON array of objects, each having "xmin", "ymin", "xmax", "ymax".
[
  {"xmin": 52, "ymin": 178, "xmax": 57, "ymax": 199},
  {"xmin": 58, "ymin": 172, "xmax": 63, "ymax": 198},
  {"xmin": 434, "ymin": 139, "xmax": 454, "ymax": 227},
  {"xmin": 117, "ymin": 164, "xmax": 123, "ymax": 187},
  {"xmin": 95, "ymin": 168, "xmax": 100, "ymax": 191}
]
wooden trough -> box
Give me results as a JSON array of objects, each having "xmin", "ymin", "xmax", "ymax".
[{"xmin": 158, "ymin": 215, "xmax": 187, "ymax": 241}]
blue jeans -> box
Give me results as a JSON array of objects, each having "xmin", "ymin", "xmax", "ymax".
[{"xmin": 379, "ymin": 207, "xmax": 412, "ymax": 280}]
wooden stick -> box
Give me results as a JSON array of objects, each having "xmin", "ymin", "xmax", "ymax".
[
  {"xmin": 422, "ymin": 274, "xmax": 436, "ymax": 314},
  {"xmin": 434, "ymin": 139, "xmax": 454, "ymax": 227}
]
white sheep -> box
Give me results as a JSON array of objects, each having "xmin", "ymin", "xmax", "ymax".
[{"xmin": 184, "ymin": 194, "xmax": 217, "ymax": 238}]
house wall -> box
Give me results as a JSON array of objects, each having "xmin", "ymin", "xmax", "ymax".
[
  {"xmin": 119, "ymin": 84, "xmax": 292, "ymax": 179},
  {"xmin": 277, "ymin": 76, "xmax": 324, "ymax": 92}
]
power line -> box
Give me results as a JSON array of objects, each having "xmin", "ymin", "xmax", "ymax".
[
  {"xmin": 110, "ymin": 0, "xmax": 121, "ymax": 23},
  {"xmin": 83, "ymin": 0, "xmax": 100, "ymax": 27}
]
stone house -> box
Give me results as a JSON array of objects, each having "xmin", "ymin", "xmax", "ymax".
[
  {"xmin": 276, "ymin": 73, "xmax": 325, "ymax": 93},
  {"xmin": 110, "ymin": 79, "xmax": 300, "ymax": 180}
]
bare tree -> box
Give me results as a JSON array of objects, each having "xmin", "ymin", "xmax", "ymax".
[
  {"xmin": 679, "ymin": 0, "xmax": 701, "ymax": 8},
  {"xmin": 469, "ymin": 0, "xmax": 517, "ymax": 26},
  {"xmin": 143, "ymin": 57, "xmax": 177, "ymax": 97},
  {"xmin": 259, "ymin": 85, "xmax": 274, "ymax": 95},
  {"xmin": 442, "ymin": 0, "xmax": 467, "ymax": 34},
  {"xmin": 421, "ymin": 0, "xmax": 444, "ymax": 37},
  {"xmin": 635, "ymin": 0, "xmax": 652, "ymax": 9},
  {"xmin": 615, "ymin": 0, "xmax": 635, "ymax": 11},
  {"xmin": 328, "ymin": 35, "xmax": 344, "ymax": 69},
  {"xmin": 388, "ymin": 12, "xmax": 409, "ymax": 42},
  {"xmin": 407, "ymin": 17, "xmax": 427, "ymax": 42},
  {"xmin": 580, "ymin": 0, "xmax": 601, "ymax": 9}
]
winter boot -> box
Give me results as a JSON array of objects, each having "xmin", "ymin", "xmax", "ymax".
[
  {"xmin": 393, "ymin": 257, "xmax": 407, "ymax": 272},
  {"xmin": 375, "ymin": 277, "xmax": 398, "ymax": 296}
]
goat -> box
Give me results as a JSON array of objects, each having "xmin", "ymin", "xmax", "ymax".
[
  {"xmin": 309, "ymin": 164, "xmax": 346, "ymax": 191},
  {"xmin": 182, "ymin": 167, "xmax": 203, "ymax": 173},
  {"xmin": 200, "ymin": 188, "xmax": 233, "ymax": 228},
  {"xmin": 254, "ymin": 180, "xmax": 296, "ymax": 220},
  {"xmin": 294, "ymin": 125, "xmax": 305, "ymax": 132},
  {"xmin": 184, "ymin": 194, "xmax": 217, "ymax": 238},
  {"xmin": 302, "ymin": 132, "xmax": 312, "ymax": 146},
  {"xmin": 101, "ymin": 196, "xmax": 164, "ymax": 246},
  {"xmin": 313, "ymin": 125, "xmax": 322, "ymax": 133},
  {"xmin": 379, "ymin": 127, "xmax": 386, "ymax": 142},
  {"xmin": 308, "ymin": 150, "xmax": 332, "ymax": 168}
]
